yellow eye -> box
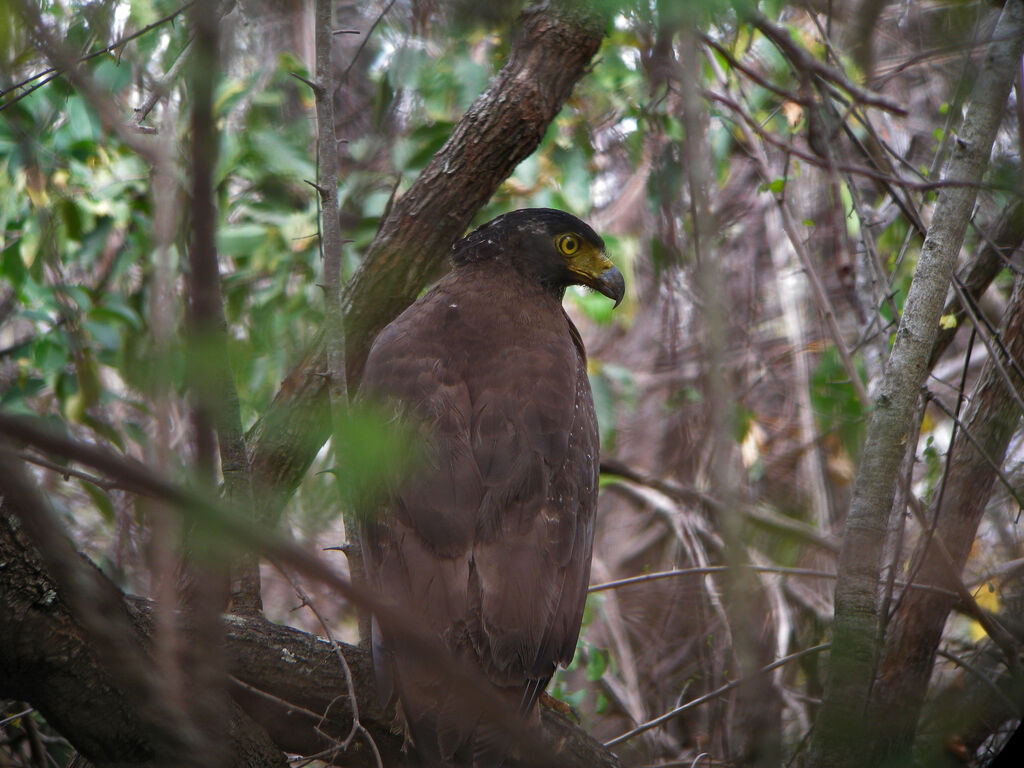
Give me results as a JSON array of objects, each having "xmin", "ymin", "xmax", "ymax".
[{"xmin": 557, "ymin": 234, "xmax": 580, "ymax": 256}]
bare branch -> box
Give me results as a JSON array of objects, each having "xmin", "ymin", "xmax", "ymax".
[
  {"xmin": 274, "ymin": 566, "xmax": 380, "ymax": 766},
  {"xmin": 605, "ymin": 644, "xmax": 831, "ymax": 748},
  {"xmin": 703, "ymin": 52, "xmax": 871, "ymax": 410},
  {"xmin": 310, "ymin": 0, "xmax": 370, "ymax": 646}
]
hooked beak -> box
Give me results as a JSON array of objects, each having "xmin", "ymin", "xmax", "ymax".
[
  {"xmin": 567, "ymin": 244, "xmax": 626, "ymax": 308},
  {"xmin": 589, "ymin": 265, "xmax": 625, "ymax": 307}
]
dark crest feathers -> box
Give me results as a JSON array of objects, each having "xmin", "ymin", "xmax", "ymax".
[{"xmin": 452, "ymin": 207, "xmax": 604, "ymax": 266}]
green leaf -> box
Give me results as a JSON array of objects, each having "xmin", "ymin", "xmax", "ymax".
[
  {"xmin": 215, "ymin": 78, "xmax": 249, "ymax": 118},
  {"xmin": 564, "ymin": 689, "xmax": 586, "ymax": 709},
  {"xmin": 91, "ymin": 297, "xmax": 142, "ymax": 330},
  {"xmin": 585, "ymin": 648, "xmax": 608, "ymax": 682},
  {"xmin": 83, "ymin": 413, "xmax": 126, "ymax": 452},
  {"xmin": 93, "ymin": 56, "xmax": 132, "ymax": 91},
  {"xmin": 82, "ymin": 318, "xmax": 122, "ymax": 352},
  {"xmin": 65, "ymin": 95, "xmax": 102, "ymax": 146},
  {"xmin": 35, "ymin": 337, "xmax": 67, "ymax": 381},
  {"xmin": 81, "ymin": 480, "xmax": 116, "ymax": 523},
  {"xmin": 569, "ymin": 286, "xmax": 615, "ymax": 326},
  {"xmin": 217, "ymin": 224, "xmax": 270, "ymax": 256},
  {"xmin": 558, "ymin": 148, "xmax": 590, "ymax": 212},
  {"xmin": 248, "ymin": 129, "xmax": 316, "ymax": 182},
  {"xmin": 588, "ymin": 370, "xmax": 616, "ymax": 450}
]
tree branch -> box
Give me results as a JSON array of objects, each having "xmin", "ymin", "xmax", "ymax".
[
  {"xmin": 309, "ymin": 0, "xmax": 370, "ymax": 646},
  {"xmin": 0, "ymin": 2, "xmax": 195, "ymax": 110},
  {"xmin": 929, "ymin": 199, "xmax": 1024, "ymax": 369},
  {"xmin": 0, "ymin": 465, "xmax": 285, "ymax": 768}
]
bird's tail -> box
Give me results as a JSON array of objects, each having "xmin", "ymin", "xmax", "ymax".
[{"xmin": 397, "ymin": 672, "xmax": 547, "ymax": 767}]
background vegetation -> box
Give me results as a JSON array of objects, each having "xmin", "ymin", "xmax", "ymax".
[{"xmin": 1, "ymin": 1, "xmax": 1023, "ymax": 766}]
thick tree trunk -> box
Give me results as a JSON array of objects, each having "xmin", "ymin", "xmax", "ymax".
[
  {"xmin": 246, "ymin": 0, "xmax": 607, "ymax": 529},
  {"xmin": 808, "ymin": 3, "xmax": 1024, "ymax": 767}
]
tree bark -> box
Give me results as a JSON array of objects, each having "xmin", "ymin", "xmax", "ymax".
[
  {"xmin": 0, "ymin": 500, "xmax": 286, "ymax": 768},
  {"xmin": 808, "ymin": 3, "xmax": 1024, "ymax": 767},
  {"xmin": 869, "ymin": 275, "xmax": 1024, "ymax": 764},
  {"xmin": 0, "ymin": 502, "xmax": 623, "ymax": 768},
  {"xmin": 246, "ymin": 0, "xmax": 607, "ymax": 528}
]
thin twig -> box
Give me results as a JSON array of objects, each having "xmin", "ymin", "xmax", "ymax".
[
  {"xmin": 131, "ymin": 37, "xmax": 193, "ymax": 128},
  {"xmin": 273, "ymin": 564, "xmax": 380, "ymax": 766},
  {"xmin": 604, "ymin": 644, "xmax": 831, "ymax": 747},
  {"xmin": 703, "ymin": 50, "xmax": 871, "ymax": 409},
  {"xmin": 589, "ymin": 565, "xmax": 837, "ymax": 593},
  {"xmin": 887, "ymin": 330, "xmax": 976, "ymax": 632},
  {"xmin": 308, "ymin": 0, "xmax": 371, "ymax": 648},
  {"xmin": 935, "ymin": 648, "xmax": 1019, "ymax": 714},
  {"xmin": 14, "ymin": 0, "xmax": 163, "ymax": 163},
  {"xmin": 0, "ymin": 706, "xmax": 34, "ymax": 729},
  {"xmin": 18, "ymin": 450, "xmax": 122, "ymax": 492},
  {"xmin": 925, "ymin": 391, "xmax": 1024, "ymax": 509},
  {"xmin": 748, "ymin": 10, "xmax": 907, "ymax": 115},
  {"xmin": 0, "ymin": 1, "xmax": 195, "ymax": 103},
  {"xmin": 589, "ymin": 564, "xmax": 959, "ymax": 600},
  {"xmin": 340, "ymin": 0, "xmax": 397, "ymax": 83},
  {"xmin": 703, "ymin": 88, "xmax": 992, "ymax": 193},
  {"xmin": 699, "ymin": 32, "xmax": 808, "ymax": 106},
  {"xmin": 601, "ymin": 459, "xmax": 840, "ymax": 553},
  {"xmin": 948, "ymin": 276, "xmax": 1024, "ymax": 414},
  {"xmin": 229, "ymin": 676, "xmax": 333, "ymax": 726}
]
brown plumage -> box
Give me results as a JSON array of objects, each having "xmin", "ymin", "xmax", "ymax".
[{"xmin": 358, "ymin": 208, "xmax": 624, "ymax": 766}]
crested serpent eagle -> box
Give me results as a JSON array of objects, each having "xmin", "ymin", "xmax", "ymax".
[{"xmin": 358, "ymin": 208, "xmax": 624, "ymax": 766}]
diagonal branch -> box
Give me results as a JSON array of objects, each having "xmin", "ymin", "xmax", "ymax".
[
  {"xmin": 245, "ymin": 0, "xmax": 607, "ymax": 530},
  {"xmin": 0, "ymin": 2, "xmax": 194, "ymax": 103},
  {"xmin": 702, "ymin": 50, "xmax": 870, "ymax": 410},
  {"xmin": 604, "ymin": 644, "xmax": 831, "ymax": 748},
  {"xmin": 0, "ymin": 457, "xmax": 286, "ymax": 768},
  {"xmin": 928, "ymin": 198, "xmax": 1024, "ymax": 369}
]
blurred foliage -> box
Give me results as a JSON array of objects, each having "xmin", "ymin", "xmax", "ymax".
[{"xmin": 810, "ymin": 347, "xmax": 865, "ymax": 462}]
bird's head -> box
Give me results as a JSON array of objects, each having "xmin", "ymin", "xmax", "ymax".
[{"xmin": 452, "ymin": 208, "xmax": 625, "ymax": 307}]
